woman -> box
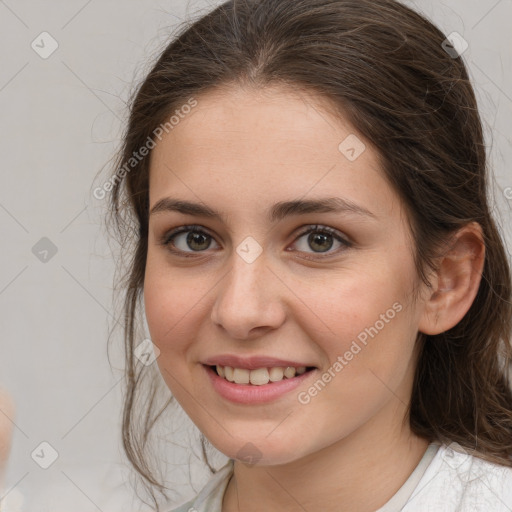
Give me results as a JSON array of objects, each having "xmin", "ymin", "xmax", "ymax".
[{"xmin": 104, "ymin": 0, "xmax": 512, "ymax": 510}]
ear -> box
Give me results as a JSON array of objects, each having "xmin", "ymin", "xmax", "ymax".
[{"xmin": 418, "ymin": 222, "xmax": 485, "ymax": 335}]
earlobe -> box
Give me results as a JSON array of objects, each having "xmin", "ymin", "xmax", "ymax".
[{"xmin": 418, "ymin": 222, "xmax": 485, "ymax": 336}]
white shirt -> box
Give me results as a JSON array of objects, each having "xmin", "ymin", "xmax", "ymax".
[{"xmin": 165, "ymin": 443, "xmax": 512, "ymax": 512}]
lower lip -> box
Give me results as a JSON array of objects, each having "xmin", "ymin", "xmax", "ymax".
[{"xmin": 203, "ymin": 364, "xmax": 316, "ymax": 404}]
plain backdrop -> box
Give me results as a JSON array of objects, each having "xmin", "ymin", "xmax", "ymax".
[{"xmin": 0, "ymin": 0, "xmax": 511, "ymax": 510}]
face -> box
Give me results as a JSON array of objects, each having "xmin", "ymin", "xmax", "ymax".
[{"xmin": 144, "ymin": 85, "xmax": 428, "ymax": 466}]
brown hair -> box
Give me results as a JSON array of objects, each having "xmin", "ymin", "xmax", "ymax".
[{"xmin": 103, "ymin": 0, "xmax": 512, "ymax": 508}]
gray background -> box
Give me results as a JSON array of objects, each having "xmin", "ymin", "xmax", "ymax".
[{"xmin": 0, "ymin": 0, "xmax": 511, "ymax": 510}]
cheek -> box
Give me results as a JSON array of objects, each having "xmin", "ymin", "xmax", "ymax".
[
  {"xmin": 290, "ymin": 278, "xmax": 418, "ymax": 444},
  {"xmin": 143, "ymin": 267, "xmax": 206, "ymax": 405},
  {"xmin": 300, "ymin": 264, "xmax": 411, "ymax": 344},
  {"xmin": 143, "ymin": 258, "xmax": 202, "ymax": 359},
  {"xmin": 296, "ymin": 258, "xmax": 419, "ymax": 402}
]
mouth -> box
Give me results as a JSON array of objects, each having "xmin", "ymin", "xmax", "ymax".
[
  {"xmin": 207, "ymin": 364, "xmax": 317, "ymax": 386},
  {"xmin": 203, "ymin": 363, "xmax": 318, "ymax": 404}
]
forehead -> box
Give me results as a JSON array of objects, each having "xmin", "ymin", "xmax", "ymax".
[
  {"xmin": 153, "ymin": 84, "xmax": 362, "ymax": 159},
  {"xmin": 148, "ymin": 84, "xmax": 399, "ymax": 221}
]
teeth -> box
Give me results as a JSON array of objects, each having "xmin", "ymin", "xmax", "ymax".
[
  {"xmin": 250, "ymin": 368, "xmax": 269, "ymax": 385},
  {"xmin": 269, "ymin": 367, "xmax": 284, "ymax": 382},
  {"xmin": 284, "ymin": 366, "xmax": 296, "ymax": 379},
  {"xmin": 214, "ymin": 365, "xmax": 309, "ymax": 385},
  {"xmin": 233, "ymin": 368, "xmax": 250, "ymax": 384},
  {"xmin": 224, "ymin": 366, "xmax": 234, "ymax": 382}
]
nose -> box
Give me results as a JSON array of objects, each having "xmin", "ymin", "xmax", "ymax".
[{"xmin": 210, "ymin": 251, "xmax": 286, "ymax": 340}]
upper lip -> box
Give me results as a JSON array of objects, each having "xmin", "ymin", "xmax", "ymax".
[{"xmin": 202, "ymin": 355, "xmax": 315, "ymax": 370}]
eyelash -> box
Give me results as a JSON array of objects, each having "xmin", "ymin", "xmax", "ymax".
[{"xmin": 159, "ymin": 224, "xmax": 352, "ymax": 260}]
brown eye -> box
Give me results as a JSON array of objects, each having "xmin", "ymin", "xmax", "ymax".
[
  {"xmin": 307, "ymin": 232, "xmax": 334, "ymax": 253},
  {"xmin": 291, "ymin": 225, "xmax": 351, "ymax": 258},
  {"xmin": 162, "ymin": 226, "xmax": 219, "ymax": 255},
  {"xmin": 184, "ymin": 231, "xmax": 211, "ymax": 251}
]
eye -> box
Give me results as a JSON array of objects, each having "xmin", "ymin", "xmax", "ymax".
[
  {"xmin": 160, "ymin": 224, "xmax": 351, "ymax": 259},
  {"xmin": 161, "ymin": 225, "xmax": 219, "ymax": 256},
  {"xmin": 290, "ymin": 225, "xmax": 351, "ymax": 259}
]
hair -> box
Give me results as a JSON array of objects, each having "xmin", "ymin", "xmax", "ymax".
[{"xmin": 103, "ymin": 0, "xmax": 512, "ymax": 508}]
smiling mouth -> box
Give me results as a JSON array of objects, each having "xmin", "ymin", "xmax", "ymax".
[{"xmin": 208, "ymin": 364, "xmax": 316, "ymax": 386}]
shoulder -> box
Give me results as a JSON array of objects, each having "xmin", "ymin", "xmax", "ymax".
[
  {"xmin": 404, "ymin": 443, "xmax": 512, "ymax": 512},
  {"xmin": 163, "ymin": 459, "xmax": 234, "ymax": 512}
]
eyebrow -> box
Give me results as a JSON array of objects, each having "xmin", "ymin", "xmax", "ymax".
[{"xmin": 150, "ymin": 197, "xmax": 376, "ymax": 222}]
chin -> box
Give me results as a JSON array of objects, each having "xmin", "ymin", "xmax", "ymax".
[{"xmin": 208, "ymin": 433, "xmax": 308, "ymax": 467}]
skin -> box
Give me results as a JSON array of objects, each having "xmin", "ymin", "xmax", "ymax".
[
  {"xmin": 144, "ymin": 84, "xmax": 485, "ymax": 511},
  {"xmin": 0, "ymin": 388, "xmax": 15, "ymax": 490}
]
